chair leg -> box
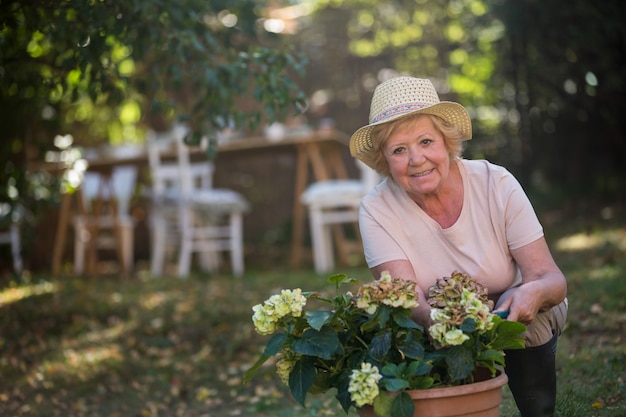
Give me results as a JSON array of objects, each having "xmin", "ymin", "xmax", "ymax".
[
  {"xmin": 321, "ymin": 221, "xmax": 334, "ymax": 273},
  {"xmin": 119, "ymin": 222, "xmax": 134, "ymax": 275},
  {"xmin": 230, "ymin": 212, "xmax": 244, "ymax": 277},
  {"xmin": 74, "ymin": 219, "xmax": 87, "ymax": 275},
  {"xmin": 177, "ymin": 206, "xmax": 193, "ymax": 278},
  {"xmin": 177, "ymin": 236, "xmax": 192, "ymax": 278},
  {"xmin": 10, "ymin": 223, "xmax": 23, "ymax": 275},
  {"xmin": 150, "ymin": 219, "xmax": 167, "ymax": 277},
  {"xmin": 309, "ymin": 205, "xmax": 333, "ymax": 274}
]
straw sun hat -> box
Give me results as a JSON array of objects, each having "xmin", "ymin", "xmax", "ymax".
[{"xmin": 349, "ymin": 77, "xmax": 472, "ymax": 169}]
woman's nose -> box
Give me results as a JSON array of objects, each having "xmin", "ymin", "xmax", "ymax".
[{"xmin": 408, "ymin": 147, "xmax": 424, "ymax": 165}]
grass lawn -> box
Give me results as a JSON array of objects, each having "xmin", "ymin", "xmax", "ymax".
[{"xmin": 1, "ymin": 209, "xmax": 624, "ymax": 416}]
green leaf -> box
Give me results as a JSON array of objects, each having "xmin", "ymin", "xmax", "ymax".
[
  {"xmin": 289, "ymin": 357, "xmax": 317, "ymax": 407},
  {"xmin": 391, "ymin": 311, "xmax": 422, "ymax": 330},
  {"xmin": 327, "ymin": 273, "xmax": 348, "ymax": 285},
  {"xmin": 460, "ymin": 317, "xmax": 478, "ymax": 333},
  {"xmin": 243, "ymin": 354, "xmax": 269, "ymax": 384},
  {"xmin": 306, "ymin": 310, "xmax": 334, "ymax": 331},
  {"xmin": 445, "ymin": 345, "xmax": 474, "ymax": 381},
  {"xmin": 373, "ymin": 391, "xmax": 396, "ymax": 417},
  {"xmin": 381, "ymin": 362, "xmax": 401, "ymax": 377},
  {"xmin": 406, "ymin": 359, "xmax": 432, "ymax": 377},
  {"xmin": 361, "ymin": 305, "xmax": 392, "ymax": 333},
  {"xmin": 368, "ymin": 331, "xmax": 392, "ymax": 362},
  {"xmin": 327, "ymin": 273, "xmax": 358, "ymax": 288},
  {"xmin": 360, "ymin": 315, "xmax": 381, "ymax": 333},
  {"xmin": 376, "ymin": 305, "xmax": 391, "ymax": 327},
  {"xmin": 477, "ymin": 349, "xmax": 505, "ymax": 366},
  {"xmin": 412, "ymin": 375, "xmax": 435, "ymax": 389},
  {"xmin": 391, "ymin": 391, "xmax": 415, "ymax": 417},
  {"xmin": 399, "ymin": 339, "xmax": 425, "ymax": 360},
  {"xmin": 490, "ymin": 321, "xmax": 527, "ymax": 350},
  {"xmin": 381, "ymin": 377, "xmax": 410, "ymax": 392},
  {"xmin": 335, "ymin": 371, "xmax": 353, "ymax": 413},
  {"xmin": 264, "ymin": 332, "xmax": 288, "ymax": 356},
  {"xmin": 292, "ymin": 327, "xmax": 339, "ymax": 360}
]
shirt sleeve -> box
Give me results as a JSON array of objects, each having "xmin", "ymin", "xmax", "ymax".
[
  {"xmin": 359, "ymin": 200, "xmax": 409, "ymax": 268},
  {"xmin": 495, "ymin": 167, "xmax": 544, "ymax": 250}
]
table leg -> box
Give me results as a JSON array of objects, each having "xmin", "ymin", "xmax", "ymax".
[
  {"xmin": 289, "ymin": 145, "xmax": 310, "ymax": 268},
  {"xmin": 52, "ymin": 193, "xmax": 72, "ymax": 275},
  {"xmin": 306, "ymin": 142, "xmax": 331, "ymax": 181}
]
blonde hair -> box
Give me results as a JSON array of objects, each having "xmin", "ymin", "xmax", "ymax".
[{"xmin": 369, "ymin": 114, "xmax": 465, "ymax": 177}]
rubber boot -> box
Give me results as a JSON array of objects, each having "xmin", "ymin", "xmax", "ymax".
[{"xmin": 504, "ymin": 332, "xmax": 558, "ymax": 417}]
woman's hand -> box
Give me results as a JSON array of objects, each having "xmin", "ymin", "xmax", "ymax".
[
  {"xmin": 494, "ymin": 280, "xmax": 547, "ymax": 324},
  {"xmin": 498, "ymin": 237, "xmax": 567, "ymax": 324}
]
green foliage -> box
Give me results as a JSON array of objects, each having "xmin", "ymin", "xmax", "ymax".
[
  {"xmin": 299, "ymin": 0, "xmax": 625, "ymax": 205},
  {"xmin": 245, "ymin": 272, "xmax": 526, "ymax": 416},
  {"xmin": 0, "ymin": 0, "xmax": 307, "ymax": 263}
]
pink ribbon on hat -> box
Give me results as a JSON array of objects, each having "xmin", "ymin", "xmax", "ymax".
[{"xmin": 371, "ymin": 103, "xmax": 431, "ymax": 124}]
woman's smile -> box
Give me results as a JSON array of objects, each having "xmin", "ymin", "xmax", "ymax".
[{"xmin": 410, "ymin": 169, "xmax": 434, "ymax": 178}]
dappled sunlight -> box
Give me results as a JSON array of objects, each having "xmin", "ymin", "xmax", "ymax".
[
  {"xmin": 66, "ymin": 319, "xmax": 138, "ymax": 348},
  {"xmin": 63, "ymin": 344, "xmax": 124, "ymax": 370},
  {"xmin": 555, "ymin": 228, "xmax": 626, "ymax": 252},
  {"xmin": 139, "ymin": 291, "xmax": 171, "ymax": 310},
  {"xmin": 588, "ymin": 264, "xmax": 622, "ymax": 281},
  {"xmin": 0, "ymin": 281, "xmax": 58, "ymax": 306},
  {"xmin": 30, "ymin": 321, "xmax": 135, "ymax": 387},
  {"xmin": 35, "ymin": 343, "xmax": 124, "ymax": 385}
]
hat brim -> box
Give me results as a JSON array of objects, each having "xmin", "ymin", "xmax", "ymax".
[{"xmin": 350, "ymin": 101, "xmax": 472, "ymax": 170}]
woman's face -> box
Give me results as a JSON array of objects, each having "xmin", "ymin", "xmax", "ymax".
[{"xmin": 384, "ymin": 116, "xmax": 452, "ymax": 198}]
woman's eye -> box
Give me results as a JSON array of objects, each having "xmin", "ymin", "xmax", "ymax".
[
  {"xmin": 421, "ymin": 138, "xmax": 432, "ymax": 145},
  {"xmin": 392, "ymin": 147, "xmax": 405, "ymax": 154}
]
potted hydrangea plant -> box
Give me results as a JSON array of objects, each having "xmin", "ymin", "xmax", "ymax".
[{"xmin": 244, "ymin": 271, "xmax": 526, "ymax": 417}]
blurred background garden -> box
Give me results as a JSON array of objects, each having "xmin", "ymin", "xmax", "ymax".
[{"xmin": 1, "ymin": 0, "xmax": 625, "ymax": 416}]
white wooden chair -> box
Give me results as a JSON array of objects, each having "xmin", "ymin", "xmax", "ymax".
[
  {"xmin": 73, "ymin": 165, "xmax": 137, "ymax": 275},
  {"xmin": 0, "ymin": 203, "xmax": 23, "ymax": 275},
  {"xmin": 301, "ymin": 160, "xmax": 381, "ymax": 273},
  {"xmin": 147, "ymin": 125, "xmax": 249, "ymax": 278}
]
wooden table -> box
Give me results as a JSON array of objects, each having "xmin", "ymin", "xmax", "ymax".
[{"xmin": 47, "ymin": 129, "xmax": 351, "ymax": 274}]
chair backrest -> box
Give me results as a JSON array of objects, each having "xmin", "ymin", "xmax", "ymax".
[
  {"xmin": 111, "ymin": 165, "xmax": 138, "ymax": 215},
  {"xmin": 174, "ymin": 127, "xmax": 215, "ymax": 195},
  {"xmin": 81, "ymin": 171, "xmax": 102, "ymax": 203},
  {"xmin": 147, "ymin": 129, "xmax": 179, "ymax": 196},
  {"xmin": 81, "ymin": 166, "xmax": 137, "ymax": 215},
  {"xmin": 147, "ymin": 124, "xmax": 216, "ymax": 198}
]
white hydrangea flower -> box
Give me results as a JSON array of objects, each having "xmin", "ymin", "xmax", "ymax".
[
  {"xmin": 428, "ymin": 322, "xmax": 448, "ymax": 344},
  {"xmin": 443, "ymin": 328, "xmax": 470, "ymax": 346},
  {"xmin": 430, "ymin": 308, "xmax": 449, "ymax": 322},
  {"xmin": 252, "ymin": 303, "xmax": 276, "ymax": 335},
  {"xmin": 379, "ymin": 271, "xmax": 392, "ymax": 282},
  {"xmin": 251, "ymin": 288, "xmax": 307, "ymax": 335},
  {"xmin": 348, "ymin": 362, "xmax": 383, "ymax": 407},
  {"xmin": 276, "ymin": 348, "xmax": 299, "ymax": 385},
  {"xmin": 356, "ymin": 297, "xmax": 379, "ymax": 314}
]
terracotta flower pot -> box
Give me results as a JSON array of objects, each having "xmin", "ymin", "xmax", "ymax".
[{"xmin": 358, "ymin": 370, "xmax": 509, "ymax": 417}]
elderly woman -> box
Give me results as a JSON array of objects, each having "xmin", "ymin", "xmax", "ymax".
[{"xmin": 350, "ymin": 76, "xmax": 567, "ymax": 417}]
